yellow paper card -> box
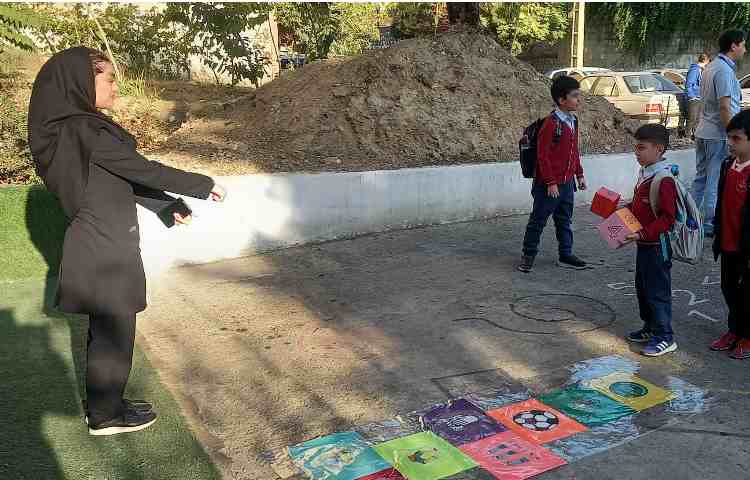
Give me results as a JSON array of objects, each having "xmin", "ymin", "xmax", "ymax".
[
  {"xmin": 587, "ymin": 372, "xmax": 676, "ymax": 411},
  {"xmin": 615, "ymin": 208, "xmax": 643, "ymax": 232}
]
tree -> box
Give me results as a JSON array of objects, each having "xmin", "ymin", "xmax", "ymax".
[
  {"xmin": 0, "ymin": 3, "xmax": 43, "ymax": 52},
  {"xmin": 481, "ymin": 3, "xmax": 569, "ymax": 55},
  {"xmin": 388, "ymin": 2, "xmax": 435, "ymax": 39},
  {"xmin": 328, "ymin": 3, "xmax": 381, "ymax": 57},
  {"xmin": 447, "ymin": 3, "xmax": 480, "ymax": 25},
  {"xmin": 273, "ymin": 3, "xmax": 340, "ymax": 61},
  {"xmin": 164, "ymin": 3, "xmax": 271, "ymax": 86},
  {"xmin": 32, "ymin": 4, "xmax": 190, "ymax": 80}
]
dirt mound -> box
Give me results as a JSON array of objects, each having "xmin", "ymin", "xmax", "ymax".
[{"xmin": 157, "ymin": 30, "xmax": 640, "ymax": 174}]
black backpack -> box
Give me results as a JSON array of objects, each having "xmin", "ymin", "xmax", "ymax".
[{"xmin": 518, "ymin": 114, "xmax": 569, "ymax": 179}]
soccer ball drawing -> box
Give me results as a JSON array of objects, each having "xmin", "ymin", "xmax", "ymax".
[{"xmin": 512, "ymin": 410, "xmax": 560, "ymax": 431}]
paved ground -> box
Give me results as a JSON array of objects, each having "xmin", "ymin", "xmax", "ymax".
[{"xmin": 137, "ymin": 207, "xmax": 750, "ymax": 480}]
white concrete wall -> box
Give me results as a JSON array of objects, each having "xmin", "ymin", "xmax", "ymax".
[{"xmin": 138, "ymin": 149, "xmax": 697, "ymax": 275}]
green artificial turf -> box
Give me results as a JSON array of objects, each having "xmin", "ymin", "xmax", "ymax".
[{"xmin": 1, "ymin": 185, "xmax": 220, "ymax": 479}]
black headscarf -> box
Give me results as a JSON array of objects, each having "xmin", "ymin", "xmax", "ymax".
[{"xmin": 28, "ymin": 46, "xmax": 132, "ymax": 217}]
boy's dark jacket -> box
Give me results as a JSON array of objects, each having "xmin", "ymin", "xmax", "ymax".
[{"xmin": 713, "ymin": 156, "xmax": 750, "ymax": 260}]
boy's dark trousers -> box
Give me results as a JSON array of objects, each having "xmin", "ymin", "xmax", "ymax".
[
  {"xmin": 522, "ymin": 179, "xmax": 575, "ymax": 258},
  {"xmin": 720, "ymin": 252, "xmax": 750, "ymax": 338},
  {"xmin": 635, "ymin": 242, "xmax": 673, "ymax": 342}
]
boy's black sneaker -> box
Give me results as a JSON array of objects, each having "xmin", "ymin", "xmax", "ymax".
[
  {"xmin": 517, "ymin": 255, "xmax": 535, "ymax": 273},
  {"xmin": 626, "ymin": 328, "xmax": 653, "ymax": 343},
  {"xmin": 557, "ymin": 254, "xmax": 587, "ymax": 270},
  {"xmin": 89, "ymin": 408, "xmax": 157, "ymax": 436}
]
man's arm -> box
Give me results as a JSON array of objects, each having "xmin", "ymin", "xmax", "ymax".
[
  {"xmin": 714, "ymin": 69, "xmax": 736, "ymax": 128},
  {"xmin": 720, "ymin": 96, "xmax": 733, "ymax": 128},
  {"xmin": 685, "ymin": 65, "xmax": 700, "ymax": 98}
]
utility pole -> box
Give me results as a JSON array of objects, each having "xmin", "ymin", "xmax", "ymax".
[{"xmin": 569, "ymin": 1, "xmax": 585, "ymax": 68}]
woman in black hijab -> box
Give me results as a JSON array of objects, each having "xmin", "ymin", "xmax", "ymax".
[{"xmin": 28, "ymin": 47, "xmax": 226, "ymax": 436}]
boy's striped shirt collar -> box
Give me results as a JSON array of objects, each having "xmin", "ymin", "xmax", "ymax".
[
  {"xmin": 637, "ymin": 159, "xmax": 671, "ymax": 187},
  {"xmin": 554, "ymin": 108, "xmax": 576, "ymax": 130}
]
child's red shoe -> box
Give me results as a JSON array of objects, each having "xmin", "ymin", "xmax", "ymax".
[
  {"xmin": 710, "ymin": 332, "xmax": 739, "ymax": 351},
  {"xmin": 729, "ymin": 338, "xmax": 750, "ymax": 359}
]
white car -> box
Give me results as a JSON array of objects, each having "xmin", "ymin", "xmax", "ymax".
[
  {"xmin": 581, "ymin": 72, "xmax": 684, "ymax": 129},
  {"xmin": 739, "ymin": 73, "xmax": 750, "ymax": 110},
  {"xmin": 544, "ymin": 67, "xmax": 612, "ymax": 81}
]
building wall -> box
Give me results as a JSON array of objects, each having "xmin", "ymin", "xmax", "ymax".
[
  {"xmin": 523, "ymin": 17, "xmax": 750, "ymax": 78},
  {"xmin": 558, "ymin": 24, "xmax": 721, "ymax": 72}
]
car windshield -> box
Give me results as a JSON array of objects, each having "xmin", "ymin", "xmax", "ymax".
[{"xmin": 623, "ymin": 74, "xmax": 681, "ymax": 93}]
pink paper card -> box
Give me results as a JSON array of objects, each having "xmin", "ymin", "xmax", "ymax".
[
  {"xmin": 459, "ymin": 431, "xmax": 566, "ymax": 480},
  {"xmin": 597, "ymin": 208, "xmax": 643, "ymax": 249}
]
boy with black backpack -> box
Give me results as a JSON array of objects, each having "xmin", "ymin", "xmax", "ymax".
[{"xmin": 518, "ymin": 76, "xmax": 587, "ymax": 273}]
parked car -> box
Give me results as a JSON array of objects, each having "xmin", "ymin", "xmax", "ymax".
[
  {"xmin": 739, "ymin": 73, "xmax": 750, "ymax": 110},
  {"xmin": 580, "ymin": 72, "xmax": 685, "ymax": 130},
  {"xmin": 544, "ymin": 67, "xmax": 612, "ymax": 81},
  {"xmin": 648, "ymin": 68, "xmax": 688, "ymax": 88}
]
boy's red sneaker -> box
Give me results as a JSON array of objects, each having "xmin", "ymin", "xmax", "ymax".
[
  {"xmin": 729, "ymin": 339, "xmax": 750, "ymax": 359},
  {"xmin": 710, "ymin": 332, "xmax": 739, "ymax": 351}
]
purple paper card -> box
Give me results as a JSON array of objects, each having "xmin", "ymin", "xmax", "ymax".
[{"xmin": 420, "ymin": 398, "xmax": 506, "ymax": 446}]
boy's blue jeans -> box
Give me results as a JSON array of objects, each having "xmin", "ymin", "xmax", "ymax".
[
  {"xmin": 635, "ymin": 242, "xmax": 673, "ymax": 342},
  {"xmin": 691, "ymin": 138, "xmax": 728, "ymax": 235},
  {"xmin": 522, "ymin": 179, "xmax": 575, "ymax": 258}
]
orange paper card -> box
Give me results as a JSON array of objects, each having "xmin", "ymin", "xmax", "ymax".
[{"xmin": 487, "ymin": 399, "xmax": 587, "ymax": 444}]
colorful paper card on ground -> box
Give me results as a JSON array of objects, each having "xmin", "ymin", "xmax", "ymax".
[
  {"xmin": 487, "ymin": 399, "xmax": 587, "ymax": 444},
  {"xmin": 357, "ymin": 468, "xmax": 406, "ymax": 479},
  {"xmin": 373, "ymin": 431, "xmax": 478, "ymax": 480},
  {"xmin": 460, "ymin": 431, "xmax": 567, "ymax": 480},
  {"xmin": 587, "ymin": 372, "xmax": 676, "ymax": 411},
  {"xmin": 443, "ymin": 467, "xmax": 497, "ymax": 479},
  {"xmin": 420, "ymin": 398, "xmax": 506, "ymax": 446},
  {"xmin": 538, "ymin": 384, "xmax": 636, "ymax": 427},
  {"xmin": 356, "ymin": 418, "xmax": 420, "ymax": 444},
  {"xmin": 288, "ymin": 431, "xmax": 392, "ymax": 480}
]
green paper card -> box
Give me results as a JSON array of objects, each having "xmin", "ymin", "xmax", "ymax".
[
  {"xmin": 374, "ymin": 431, "xmax": 477, "ymax": 480},
  {"xmin": 539, "ymin": 385, "xmax": 636, "ymax": 427}
]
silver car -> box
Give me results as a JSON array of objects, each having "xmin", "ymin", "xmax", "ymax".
[{"xmin": 580, "ymin": 72, "xmax": 684, "ymax": 129}]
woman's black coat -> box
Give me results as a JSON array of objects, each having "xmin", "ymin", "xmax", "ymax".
[{"xmin": 28, "ymin": 47, "xmax": 214, "ymax": 316}]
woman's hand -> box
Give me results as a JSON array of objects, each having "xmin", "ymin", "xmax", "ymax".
[
  {"xmin": 547, "ymin": 184, "xmax": 560, "ymax": 198},
  {"xmin": 209, "ymin": 183, "xmax": 226, "ymax": 202},
  {"xmin": 173, "ymin": 212, "xmax": 192, "ymax": 226}
]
